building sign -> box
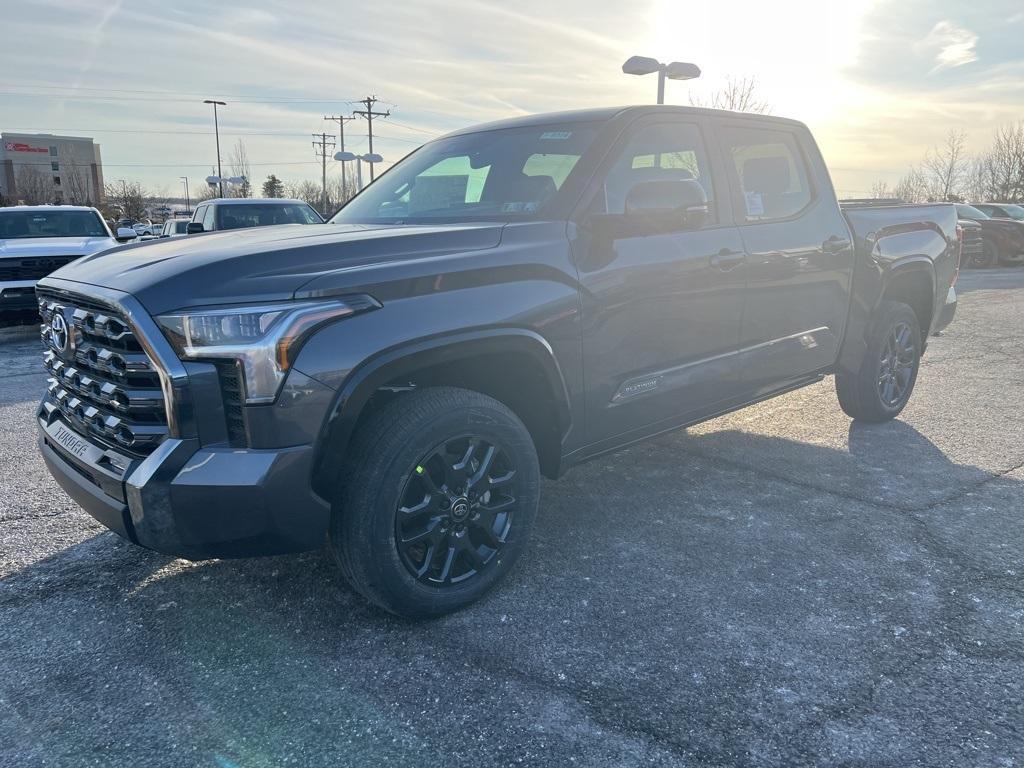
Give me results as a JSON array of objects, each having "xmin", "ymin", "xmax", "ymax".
[{"xmin": 4, "ymin": 142, "xmax": 49, "ymax": 153}]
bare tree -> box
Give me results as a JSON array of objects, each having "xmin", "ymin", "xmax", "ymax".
[
  {"xmin": 103, "ymin": 180, "xmax": 149, "ymax": 221},
  {"xmin": 975, "ymin": 122, "xmax": 1024, "ymax": 202},
  {"xmin": 16, "ymin": 166, "xmax": 53, "ymax": 204},
  {"xmin": 921, "ymin": 129, "xmax": 969, "ymax": 201},
  {"xmin": 893, "ymin": 166, "xmax": 929, "ymax": 203},
  {"xmin": 870, "ymin": 180, "xmax": 893, "ymax": 199},
  {"xmin": 227, "ymin": 139, "xmax": 252, "ymax": 198},
  {"xmin": 288, "ymin": 179, "xmax": 321, "ymax": 208},
  {"xmin": 58, "ymin": 147, "xmax": 93, "ymax": 205},
  {"xmin": 326, "ymin": 174, "xmax": 359, "ymax": 212},
  {"xmin": 691, "ymin": 76, "xmax": 770, "ymax": 114}
]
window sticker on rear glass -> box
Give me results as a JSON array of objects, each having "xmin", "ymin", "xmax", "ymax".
[
  {"xmin": 744, "ymin": 190, "xmax": 764, "ymax": 217},
  {"xmin": 540, "ymin": 131, "xmax": 572, "ymax": 140}
]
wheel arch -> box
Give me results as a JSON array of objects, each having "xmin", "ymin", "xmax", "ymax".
[
  {"xmin": 879, "ymin": 259, "xmax": 936, "ymax": 337},
  {"xmin": 311, "ymin": 329, "xmax": 572, "ymax": 498}
]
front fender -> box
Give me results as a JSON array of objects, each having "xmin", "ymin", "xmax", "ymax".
[{"xmin": 306, "ymin": 328, "xmax": 573, "ymax": 495}]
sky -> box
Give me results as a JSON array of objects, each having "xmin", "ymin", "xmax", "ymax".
[{"xmin": 2, "ymin": 0, "xmax": 1022, "ymax": 199}]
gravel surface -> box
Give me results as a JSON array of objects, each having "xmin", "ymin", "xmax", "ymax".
[{"xmin": 1, "ymin": 270, "xmax": 1022, "ymax": 767}]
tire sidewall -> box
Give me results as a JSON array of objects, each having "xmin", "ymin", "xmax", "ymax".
[
  {"xmin": 340, "ymin": 395, "xmax": 540, "ymax": 617},
  {"xmin": 863, "ymin": 302, "xmax": 921, "ymax": 419}
]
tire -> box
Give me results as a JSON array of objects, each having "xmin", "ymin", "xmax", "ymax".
[
  {"xmin": 835, "ymin": 301, "xmax": 921, "ymax": 423},
  {"xmin": 972, "ymin": 238, "xmax": 1000, "ymax": 269},
  {"xmin": 330, "ymin": 386, "xmax": 541, "ymax": 619}
]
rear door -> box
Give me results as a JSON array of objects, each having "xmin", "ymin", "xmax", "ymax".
[
  {"xmin": 717, "ymin": 121, "xmax": 855, "ymax": 394},
  {"xmin": 576, "ymin": 115, "xmax": 748, "ymax": 445}
]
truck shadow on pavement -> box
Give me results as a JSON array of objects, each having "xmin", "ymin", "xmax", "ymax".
[{"xmin": 2, "ymin": 420, "xmax": 1022, "ymax": 766}]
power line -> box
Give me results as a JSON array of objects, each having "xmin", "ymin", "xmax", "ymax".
[{"xmin": 353, "ymin": 95, "xmax": 390, "ymax": 182}]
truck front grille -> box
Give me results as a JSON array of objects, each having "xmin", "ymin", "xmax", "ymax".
[
  {"xmin": 962, "ymin": 229, "xmax": 983, "ymax": 262},
  {"xmin": 1, "ymin": 256, "xmax": 78, "ymax": 281},
  {"xmin": 38, "ymin": 290, "xmax": 168, "ymax": 456}
]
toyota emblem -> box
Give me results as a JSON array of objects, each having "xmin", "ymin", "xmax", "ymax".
[{"xmin": 50, "ymin": 312, "xmax": 69, "ymax": 354}]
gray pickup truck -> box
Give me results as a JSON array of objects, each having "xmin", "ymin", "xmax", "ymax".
[{"xmin": 36, "ymin": 106, "xmax": 960, "ymax": 617}]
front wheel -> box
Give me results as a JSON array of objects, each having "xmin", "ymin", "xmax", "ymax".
[
  {"xmin": 835, "ymin": 301, "xmax": 921, "ymax": 423},
  {"xmin": 330, "ymin": 387, "xmax": 540, "ymax": 619}
]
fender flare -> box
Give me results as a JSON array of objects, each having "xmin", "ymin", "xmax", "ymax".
[{"xmin": 310, "ymin": 328, "xmax": 572, "ymax": 492}]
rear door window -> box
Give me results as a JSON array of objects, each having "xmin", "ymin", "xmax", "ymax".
[{"xmin": 719, "ymin": 126, "xmax": 813, "ymax": 222}]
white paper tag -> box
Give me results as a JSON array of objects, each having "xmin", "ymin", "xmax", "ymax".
[{"xmin": 744, "ymin": 190, "xmax": 764, "ymax": 217}]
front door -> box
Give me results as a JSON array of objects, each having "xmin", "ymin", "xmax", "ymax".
[{"xmin": 576, "ymin": 117, "xmax": 748, "ymax": 446}]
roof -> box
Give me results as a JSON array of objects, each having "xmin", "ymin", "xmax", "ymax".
[
  {"xmin": 0, "ymin": 205, "xmax": 100, "ymax": 213},
  {"xmin": 442, "ymin": 105, "xmax": 805, "ymax": 138},
  {"xmin": 200, "ymin": 198, "xmax": 311, "ymax": 206}
]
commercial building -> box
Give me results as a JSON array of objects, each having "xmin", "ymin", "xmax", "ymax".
[{"xmin": 1, "ymin": 133, "xmax": 104, "ymax": 205}]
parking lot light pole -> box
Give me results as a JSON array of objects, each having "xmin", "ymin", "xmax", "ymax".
[
  {"xmin": 203, "ymin": 99, "xmax": 227, "ymax": 197},
  {"xmin": 180, "ymin": 176, "xmax": 190, "ymax": 214},
  {"xmin": 622, "ymin": 56, "xmax": 701, "ymax": 104},
  {"xmin": 334, "ymin": 151, "xmax": 383, "ymax": 192}
]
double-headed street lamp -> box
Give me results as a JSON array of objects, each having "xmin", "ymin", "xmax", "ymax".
[
  {"xmin": 203, "ymin": 99, "xmax": 227, "ymax": 196},
  {"xmin": 622, "ymin": 56, "xmax": 701, "ymax": 104},
  {"xmin": 334, "ymin": 151, "xmax": 383, "ymax": 193}
]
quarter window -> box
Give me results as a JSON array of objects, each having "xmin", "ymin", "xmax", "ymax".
[{"xmin": 720, "ymin": 126, "xmax": 813, "ymax": 222}]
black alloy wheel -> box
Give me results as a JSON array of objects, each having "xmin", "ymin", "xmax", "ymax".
[
  {"xmin": 876, "ymin": 320, "xmax": 916, "ymax": 408},
  {"xmin": 330, "ymin": 386, "xmax": 540, "ymax": 618},
  {"xmin": 396, "ymin": 436, "xmax": 518, "ymax": 585}
]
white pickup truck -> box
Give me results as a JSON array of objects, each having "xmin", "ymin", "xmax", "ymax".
[{"xmin": 0, "ymin": 206, "xmax": 134, "ymax": 325}]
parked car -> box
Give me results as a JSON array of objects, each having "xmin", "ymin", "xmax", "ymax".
[
  {"xmin": 955, "ymin": 204, "xmax": 1024, "ymax": 267},
  {"xmin": 973, "ymin": 202, "xmax": 1024, "ymax": 222},
  {"xmin": 0, "ymin": 206, "xmax": 134, "ymax": 325},
  {"xmin": 159, "ymin": 219, "xmax": 191, "ymax": 238},
  {"xmin": 186, "ymin": 198, "xmax": 323, "ymax": 234},
  {"xmin": 36, "ymin": 106, "xmax": 960, "ymax": 617},
  {"xmin": 132, "ymin": 221, "xmax": 158, "ymax": 237}
]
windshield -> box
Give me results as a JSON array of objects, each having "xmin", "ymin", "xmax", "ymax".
[
  {"xmin": 0, "ymin": 209, "xmax": 108, "ymax": 239},
  {"xmin": 995, "ymin": 204, "xmax": 1024, "ymax": 220},
  {"xmin": 956, "ymin": 205, "xmax": 989, "ymax": 220},
  {"xmin": 216, "ymin": 203, "xmax": 323, "ymax": 230},
  {"xmin": 330, "ymin": 122, "xmax": 600, "ymax": 224}
]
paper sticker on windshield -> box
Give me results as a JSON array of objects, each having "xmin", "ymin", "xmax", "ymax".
[
  {"xmin": 540, "ymin": 131, "xmax": 572, "ymax": 140},
  {"xmin": 744, "ymin": 191, "xmax": 764, "ymax": 217}
]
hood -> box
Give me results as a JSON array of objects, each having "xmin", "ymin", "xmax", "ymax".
[
  {"xmin": 44, "ymin": 222, "xmax": 504, "ymax": 314},
  {"xmin": 0, "ymin": 236, "xmax": 117, "ymax": 258}
]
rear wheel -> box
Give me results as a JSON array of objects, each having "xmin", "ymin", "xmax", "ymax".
[
  {"xmin": 330, "ymin": 387, "xmax": 540, "ymax": 618},
  {"xmin": 835, "ymin": 301, "xmax": 921, "ymax": 423}
]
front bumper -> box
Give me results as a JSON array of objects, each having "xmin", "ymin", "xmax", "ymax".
[
  {"xmin": 0, "ymin": 280, "xmax": 41, "ymax": 318},
  {"xmin": 39, "ymin": 412, "xmax": 331, "ymax": 559}
]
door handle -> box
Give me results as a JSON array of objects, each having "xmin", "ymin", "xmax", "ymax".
[
  {"xmin": 822, "ymin": 235, "xmax": 852, "ymax": 254},
  {"xmin": 710, "ymin": 250, "xmax": 747, "ymax": 271}
]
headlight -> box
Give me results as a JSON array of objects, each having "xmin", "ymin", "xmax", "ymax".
[{"xmin": 156, "ymin": 296, "xmax": 377, "ymax": 403}]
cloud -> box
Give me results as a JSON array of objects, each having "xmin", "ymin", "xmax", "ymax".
[{"xmin": 915, "ymin": 20, "xmax": 978, "ymax": 73}]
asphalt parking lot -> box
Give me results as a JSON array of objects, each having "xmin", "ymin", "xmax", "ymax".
[{"xmin": 1, "ymin": 270, "xmax": 1022, "ymax": 768}]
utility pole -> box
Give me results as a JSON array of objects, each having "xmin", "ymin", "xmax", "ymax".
[
  {"xmin": 353, "ymin": 95, "xmax": 390, "ymax": 182},
  {"xmin": 312, "ymin": 132, "xmax": 336, "ymax": 217},
  {"xmin": 324, "ymin": 114, "xmax": 356, "ymax": 201}
]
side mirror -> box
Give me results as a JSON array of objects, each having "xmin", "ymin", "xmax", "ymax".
[
  {"xmin": 186, "ymin": 222, "xmax": 205, "ymax": 234},
  {"xmin": 624, "ymin": 179, "xmax": 710, "ymax": 230},
  {"xmin": 115, "ymin": 227, "xmax": 137, "ymax": 242}
]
